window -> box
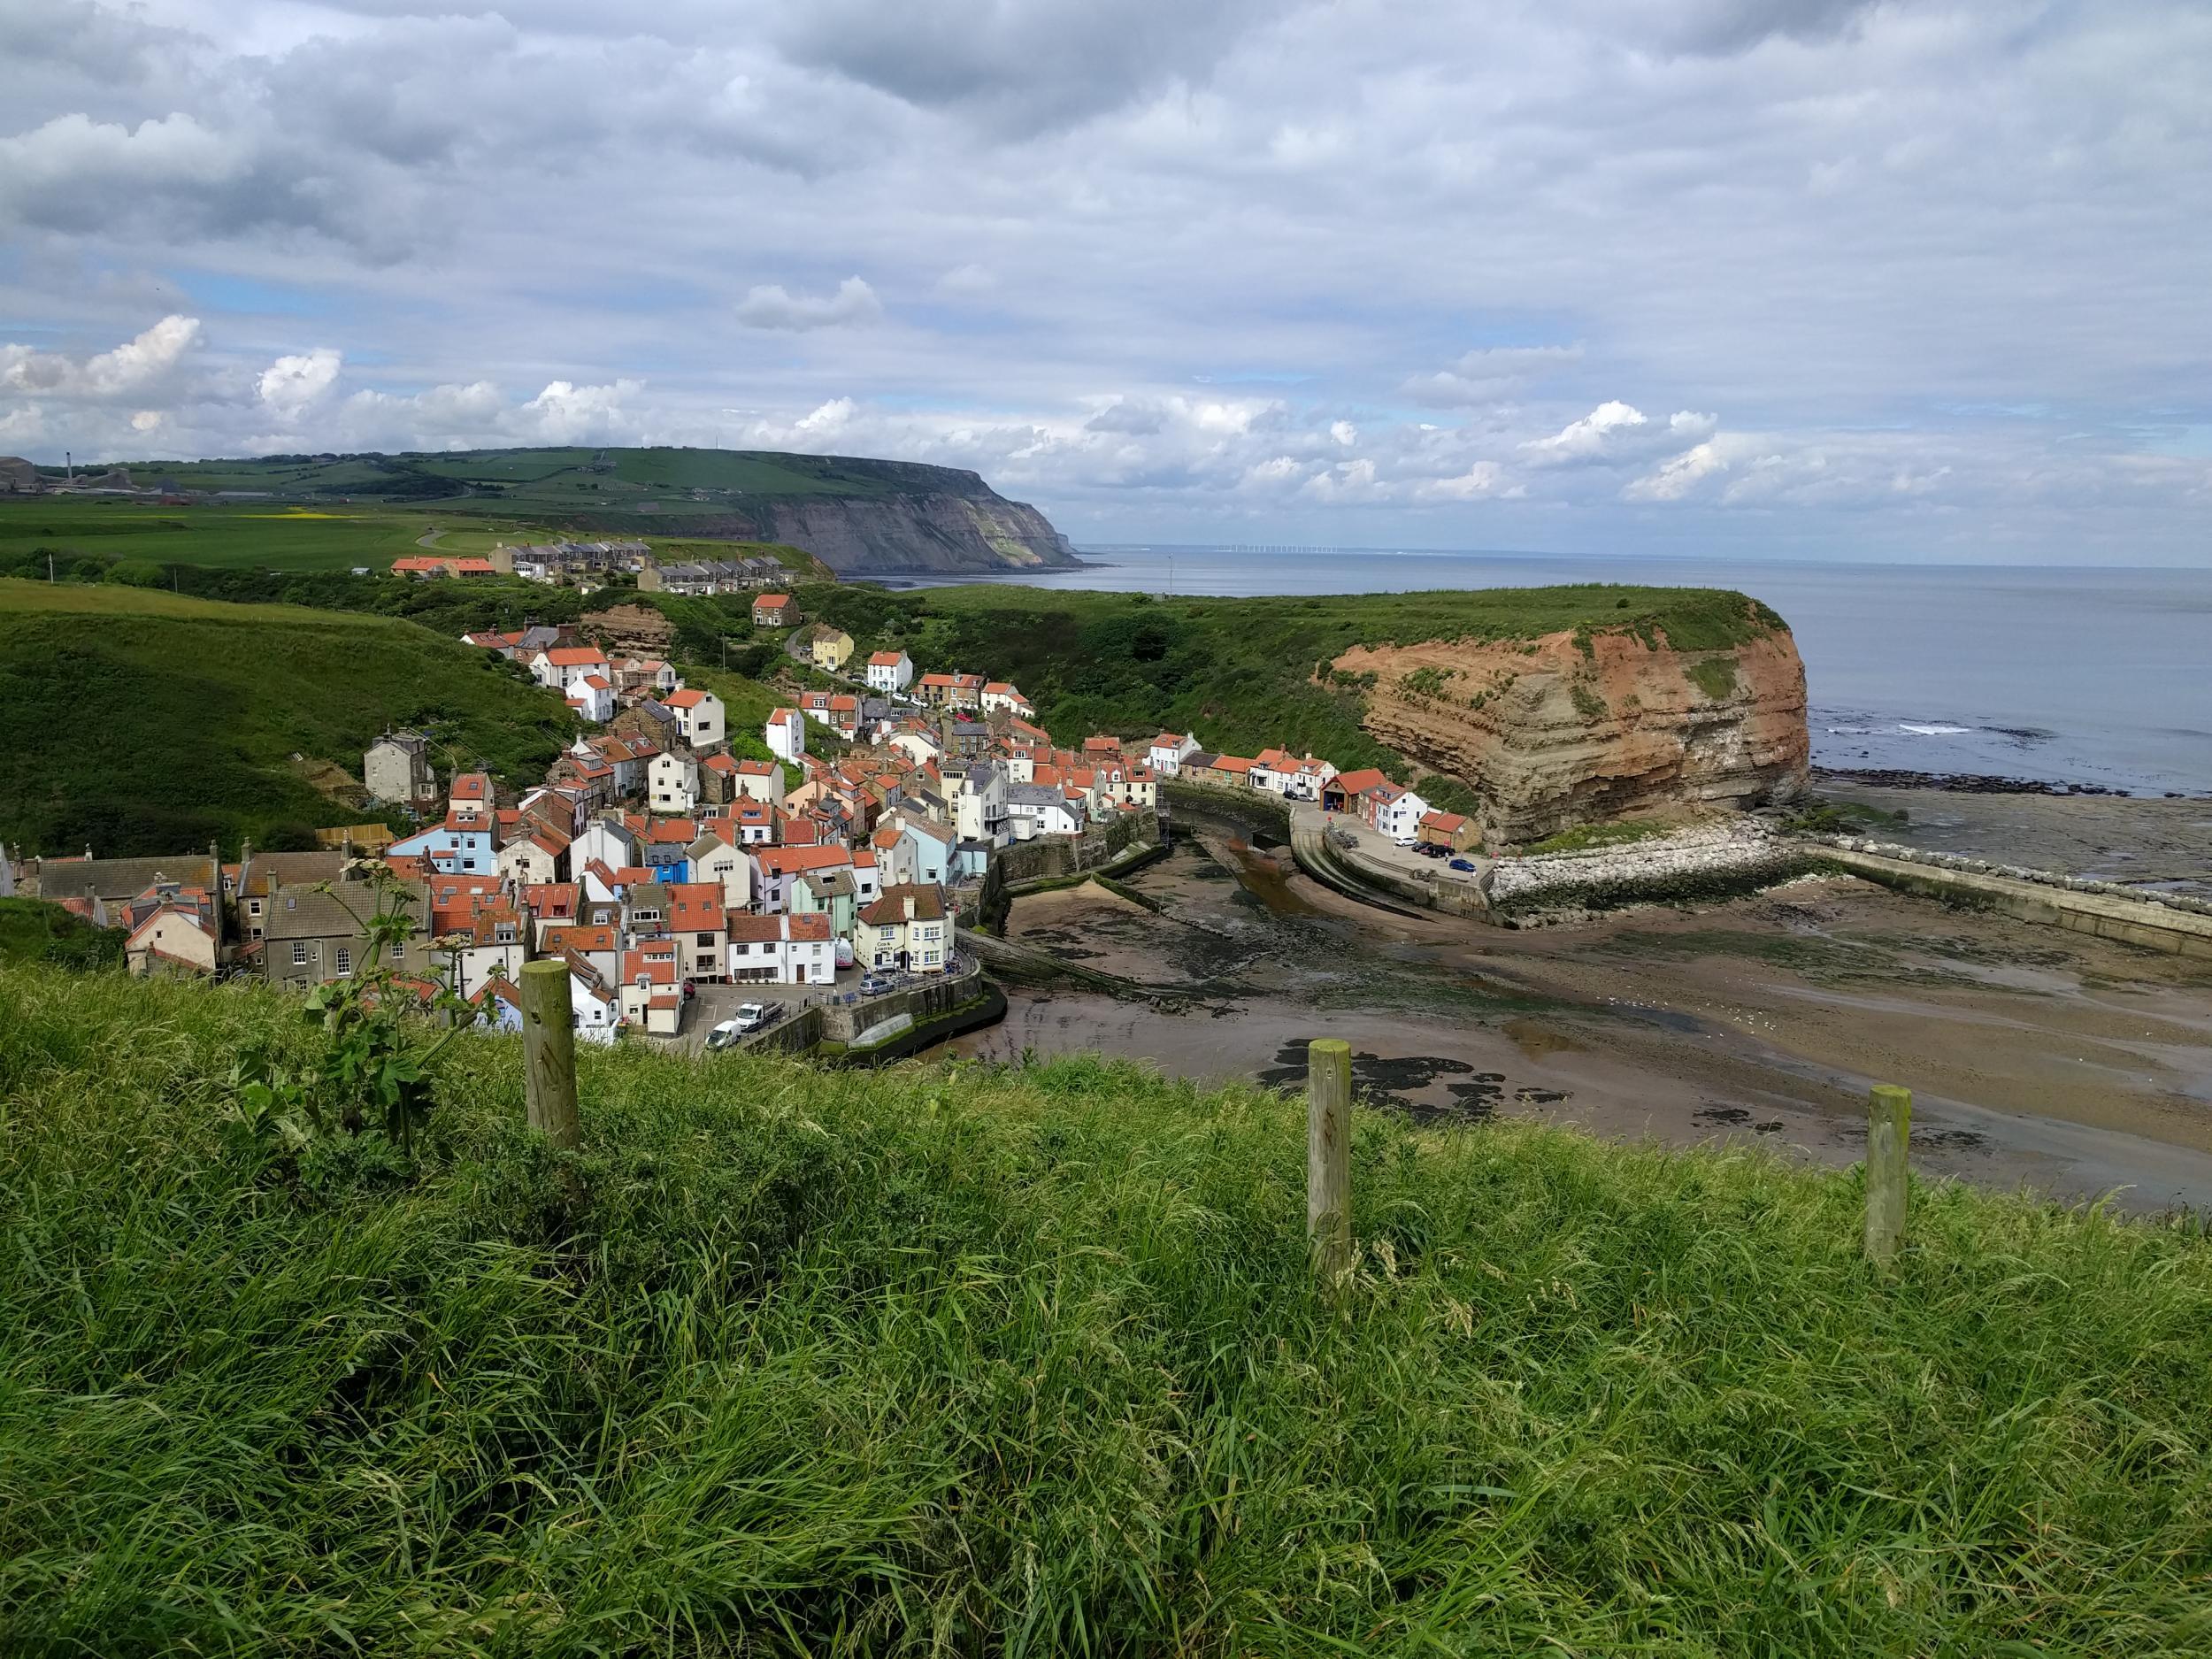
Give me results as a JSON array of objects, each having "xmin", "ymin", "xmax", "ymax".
[
  {"xmin": 695, "ymin": 932, "xmax": 713, "ymax": 946},
  {"xmin": 291, "ymin": 941, "xmax": 307, "ymax": 966},
  {"xmin": 334, "ymin": 946, "xmax": 351, "ymax": 975}
]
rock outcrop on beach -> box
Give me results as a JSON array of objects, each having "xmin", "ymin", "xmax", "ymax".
[{"xmin": 1333, "ymin": 619, "xmax": 1809, "ymax": 847}]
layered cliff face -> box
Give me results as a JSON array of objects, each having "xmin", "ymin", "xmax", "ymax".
[
  {"xmin": 757, "ymin": 490, "xmax": 1076, "ymax": 574},
  {"xmin": 1333, "ymin": 624, "xmax": 1809, "ymax": 848}
]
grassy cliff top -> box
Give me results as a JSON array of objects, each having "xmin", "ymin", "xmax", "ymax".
[
  {"xmin": 789, "ymin": 582, "xmax": 1791, "ymax": 812},
  {"xmin": 0, "ymin": 495, "xmax": 834, "ymax": 576},
  {"xmin": 3, "ymin": 964, "xmax": 2207, "ymax": 1653},
  {"xmin": 0, "ymin": 577, "xmax": 575, "ymax": 856},
  {"xmin": 13, "ymin": 446, "xmax": 1012, "ymax": 520}
]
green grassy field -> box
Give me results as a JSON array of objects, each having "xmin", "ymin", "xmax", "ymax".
[
  {"xmin": 786, "ymin": 582, "xmax": 1787, "ymax": 814},
  {"xmin": 0, "ymin": 497, "xmax": 837, "ymax": 580},
  {"xmin": 0, "ymin": 580, "xmax": 575, "ymax": 856},
  {"xmin": 0, "ymin": 499, "xmax": 548, "ymax": 575},
  {"xmin": 2, "ymin": 964, "xmax": 2208, "ymax": 1653},
  {"xmin": 24, "ymin": 447, "xmax": 995, "ymax": 532}
]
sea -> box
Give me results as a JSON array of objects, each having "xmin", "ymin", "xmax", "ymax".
[{"xmin": 903, "ymin": 547, "xmax": 2212, "ymax": 796}]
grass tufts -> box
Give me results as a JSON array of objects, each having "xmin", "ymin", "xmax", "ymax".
[{"xmin": 3, "ymin": 964, "xmax": 2209, "ymax": 1653}]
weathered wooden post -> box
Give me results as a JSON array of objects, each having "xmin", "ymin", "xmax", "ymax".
[
  {"xmin": 519, "ymin": 958, "xmax": 580, "ymax": 1150},
  {"xmin": 1307, "ymin": 1037, "xmax": 1354, "ymax": 1283},
  {"xmin": 1864, "ymin": 1084, "xmax": 1911, "ymax": 1261}
]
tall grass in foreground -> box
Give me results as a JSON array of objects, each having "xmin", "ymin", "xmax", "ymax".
[{"xmin": 2, "ymin": 964, "xmax": 2208, "ymax": 1655}]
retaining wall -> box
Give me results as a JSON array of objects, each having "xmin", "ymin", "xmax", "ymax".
[{"xmin": 1815, "ymin": 845, "xmax": 2212, "ymax": 961}]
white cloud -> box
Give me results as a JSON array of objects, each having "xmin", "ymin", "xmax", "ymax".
[
  {"xmin": 1418, "ymin": 461, "xmax": 1509, "ymax": 500},
  {"xmin": 734, "ymin": 276, "xmax": 884, "ymax": 331},
  {"xmin": 1521, "ymin": 400, "xmax": 1649, "ymax": 464},
  {"xmin": 0, "ymin": 314, "xmax": 202, "ymax": 399},
  {"xmin": 1626, "ymin": 439, "xmax": 1732, "ymax": 501},
  {"xmin": 257, "ymin": 348, "xmax": 342, "ymax": 420},
  {"xmin": 0, "ymin": 1, "xmax": 2207, "ymax": 560}
]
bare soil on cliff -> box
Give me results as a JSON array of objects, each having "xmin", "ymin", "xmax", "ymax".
[{"xmin": 956, "ymin": 817, "xmax": 2212, "ymax": 1213}]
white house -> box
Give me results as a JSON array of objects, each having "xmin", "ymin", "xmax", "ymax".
[
  {"xmin": 685, "ymin": 826, "xmax": 755, "ymax": 910},
  {"xmin": 729, "ymin": 757, "xmax": 785, "ymax": 804},
  {"xmin": 865, "ymin": 650, "xmax": 914, "ymax": 694},
  {"xmin": 572, "ymin": 817, "xmax": 638, "ymax": 878},
  {"xmin": 496, "ymin": 831, "xmax": 565, "ymax": 887},
  {"xmin": 1373, "ymin": 785, "xmax": 1432, "ymax": 845},
  {"xmin": 856, "ymin": 885, "xmax": 949, "ymax": 973},
  {"xmin": 952, "ymin": 762, "xmax": 1011, "ymax": 847},
  {"xmin": 664, "ymin": 688, "xmax": 725, "ymax": 750},
  {"xmin": 1146, "ymin": 733, "xmax": 1202, "ymax": 777},
  {"xmin": 1004, "ymin": 782, "xmax": 1084, "ymax": 840},
  {"xmin": 980, "ymin": 681, "xmax": 1033, "ymax": 717},
  {"xmin": 850, "ymin": 846, "xmax": 883, "ymax": 904},
  {"xmin": 533, "ymin": 646, "xmax": 609, "ymax": 694},
  {"xmin": 569, "ymin": 963, "xmax": 621, "ymax": 1044},
  {"xmin": 566, "ymin": 676, "xmax": 617, "ymax": 724},
  {"xmin": 726, "ymin": 911, "xmax": 837, "ymax": 984},
  {"xmin": 766, "ymin": 707, "xmax": 807, "ymax": 763},
  {"xmin": 649, "ymin": 752, "xmax": 701, "ymax": 816},
  {"xmin": 618, "ymin": 939, "xmax": 684, "ymax": 1033}
]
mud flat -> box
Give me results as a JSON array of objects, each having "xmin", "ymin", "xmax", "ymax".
[{"xmin": 956, "ymin": 811, "xmax": 2212, "ymax": 1214}]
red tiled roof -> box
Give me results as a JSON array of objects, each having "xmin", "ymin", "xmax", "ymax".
[
  {"xmin": 664, "ymin": 883, "xmax": 725, "ymax": 928},
  {"xmin": 542, "ymin": 647, "xmax": 606, "ymax": 666},
  {"xmin": 1329, "ymin": 767, "xmax": 1391, "ymax": 795},
  {"xmin": 787, "ymin": 912, "xmax": 833, "ymax": 941},
  {"xmin": 664, "ymin": 688, "xmax": 709, "ymax": 709},
  {"xmin": 754, "ymin": 594, "xmax": 793, "ymax": 610}
]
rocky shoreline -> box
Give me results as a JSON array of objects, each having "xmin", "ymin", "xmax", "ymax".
[{"xmin": 1812, "ymin": 766, "xmax": 2195, "ymax": 799}]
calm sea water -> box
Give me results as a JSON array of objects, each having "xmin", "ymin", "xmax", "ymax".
[{"xmin": 908, "ymin": 546, "xmax": 2212, "ymax": 795}]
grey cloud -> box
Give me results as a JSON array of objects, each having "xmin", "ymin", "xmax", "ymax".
[
  {"xmin": 4, "ymin": 0, "xmax": 2208, "ymax": 563},
  {"xmin": 1606, "ymin": 0, "xmax": 1886, "ymax": 56},
  {"xmin": 735, "ymin": 277, "xmax": 885, "ymax": 331},
  {"xmin": 774, "ymin": 0, "xmax": 1272, "ymax": 133}
]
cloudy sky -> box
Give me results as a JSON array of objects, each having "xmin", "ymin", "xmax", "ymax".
[{"xmin": 4, "ymin": 0, "xmax": 2208, "ymax": 562}]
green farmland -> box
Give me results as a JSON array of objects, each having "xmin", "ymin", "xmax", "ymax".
[{"xmin": 0, "ymin": 499, "xmax": 548, "ymax": 575}]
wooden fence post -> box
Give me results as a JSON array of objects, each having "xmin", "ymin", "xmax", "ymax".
[
  {"xmin": 1308, "ymin": 1037, "xmax": 1353, "ymax": 1283},
  {"xmin": 1864, "ymin": 1084, "xmax": 1911, "ymax": 1261},
  {"xmin": 519, "ymin": 958, "xmax": 580, "ymax": 1150}
]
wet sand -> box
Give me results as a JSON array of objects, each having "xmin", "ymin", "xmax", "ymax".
[{"xmin": 954, "ymin": 808, "xmax": 2212, "ymax": 1214}]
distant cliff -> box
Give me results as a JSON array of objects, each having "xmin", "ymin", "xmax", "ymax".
[
  {"xmin": 1333, "ymin": 617, "xmax": 1809, "ymax": 847},
  {"xmin": 67, "ymin": 446, "xmax": 1083, "ymax": 578},
  {"xmin": 646, "ymin": 483, "xmax": 1078, "ymax": 575}
]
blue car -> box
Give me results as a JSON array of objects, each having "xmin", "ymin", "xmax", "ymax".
[{"xmin": 1448, "ymin": 857, "xmax": 1478, "ymax": 872}]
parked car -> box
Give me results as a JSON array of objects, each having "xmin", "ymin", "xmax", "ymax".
[
  {"xmin": 1448, "ymin": 857, "xmax": 1478, "ymax": 872},
  {"xmin": 704, "ymin": 1018, "xmax": 741, "ymax": 1051},
  {"xmin": 733, "ymin": 1002, "xmax": 770, "ymax": 1033},
  {"xmin": 1413, "ymin": 841, "xmax": 1445, "ymax": 858},
  {"xmin": 858, "ymin": 972, "xmax": 895, "ymax": 996}
]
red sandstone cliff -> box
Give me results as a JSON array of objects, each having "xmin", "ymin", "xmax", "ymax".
[{"xmin": 1332, "ymin": 625, "xmax": 1809, "ymax": 847}]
